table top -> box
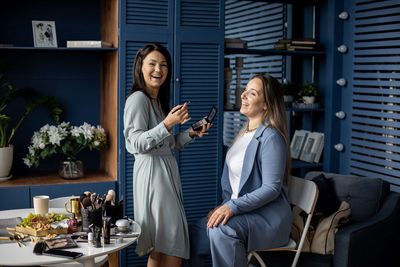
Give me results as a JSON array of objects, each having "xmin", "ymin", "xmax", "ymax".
[{"xmin": 0, "ymin": 208, "xmax": 138, "ymax": 266}]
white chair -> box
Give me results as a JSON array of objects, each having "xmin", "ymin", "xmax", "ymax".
[
  {"xmin": 45, "ymin": 196, "xmax": 109, "ymax": 267},
  {"xmin": 248, "ymin": 176, "xmax": 319, "ymax": 267}
]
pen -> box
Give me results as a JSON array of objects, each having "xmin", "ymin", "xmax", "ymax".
[{"xmin": 172, "ymin": 101, "xmax": 190, "ymax": 114}]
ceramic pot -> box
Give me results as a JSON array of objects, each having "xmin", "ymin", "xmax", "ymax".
[
  {"xmin": 0, "ymin": 145, "xmax": 13, "ymax": 178},
  {"xmin": 284, "ymin": 95, "xmax": 294, "ymax": 103},
  {"xmin": 302, "ymin": 96, "xmax": 316, "ymax": 104}
]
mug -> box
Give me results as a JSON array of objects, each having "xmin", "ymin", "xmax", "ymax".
[
  {"xmin": 33, "ymin": 195, "xmax": 50, "ymax": 215},
  {"xmin": 65, "ymin": 197, "xmax": 81, "ymax": 218}
]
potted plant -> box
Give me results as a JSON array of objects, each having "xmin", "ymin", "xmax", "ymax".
[
  {"xmin": 281, "ymin": 81, "xmax": 300, "ymax": 103},
  {"xmin": 0, "ymin": 60, "xmax": 62, "ymax": 179},
  {"xmin": 23, "ymin": 122, "xmax": 107, "ymax": 179},
  {"xmin": 298, "ymin": 82, "xmax": 319, "ymax": 104}
]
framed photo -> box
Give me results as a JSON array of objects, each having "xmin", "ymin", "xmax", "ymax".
[
  {"xmin": 300, "ymin": 132, "xmax": 324, "ymax": 163},
  {"xmin": 290, "ymin": 130, "xmax": 310, "ymax": 159},
  {"xmin": 32, "ymin": 21, "xmax": 58, "ymax": 47}
]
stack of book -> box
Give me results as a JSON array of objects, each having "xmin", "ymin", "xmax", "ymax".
[
  {"xmin": 224, "ymin": 38, "xmax": 248, "ymax": 49},
  {"xmin": 290, "ymin": 130, "xmax": 324, "ymax": 163},
  {"xmin": 274, "ymin": 38, "xmax": 316, "ymax": 51},
  {"xmin": 66, "ymin": 41, "xmax": 113, "ymax": 48}
]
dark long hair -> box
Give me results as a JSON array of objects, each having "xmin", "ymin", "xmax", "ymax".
[
  {"xmin": 127, "ymin": 43, "xmax": 172, "ymax": 115},
  {"xmin": 238, "ymin": 74, "xmax": 291, "ymax": 184}
]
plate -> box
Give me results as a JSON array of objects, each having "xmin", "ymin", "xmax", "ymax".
[{"xmin": 0, "ymin": 174, "xmax": 12, "ymax": 182}]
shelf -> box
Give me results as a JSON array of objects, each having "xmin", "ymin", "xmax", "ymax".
[
  {"xmin": 225, "ymin": 48, "xmax": 325, "ymax": 57},
  {"xmin": 0, "ymin": 170, "xmax": 117, "ymax": 188},
  {"xmin": 292, "ymin": 159, "xmax": 323, "ymax": 169},
  {"xmin": 224, "ymin": 107, "xmax": 325, "ymax": 112},
  {"xmin": 0, "ymin": 46, "xmax": 117, "ymax": 51}
]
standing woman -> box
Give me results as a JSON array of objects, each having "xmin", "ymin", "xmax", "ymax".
[
  {"xmin": 124, "ymin": 43, "xmax": 208, "ymax": 267},
  {"xmin": 189, "ymin": 74, "xmax": 292, "ymax": 267}
]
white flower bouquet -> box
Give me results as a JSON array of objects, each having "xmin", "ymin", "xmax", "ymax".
[{"xmin": 23, "ymin": 122, "xmax": 107, "ymax": 168}]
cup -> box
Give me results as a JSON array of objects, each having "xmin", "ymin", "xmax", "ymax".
[
  {"xmin": 33, "ymin": 195, "xmax": 50, "ymax": 215},
  {"xmin": 65, "ymin": 197, "xmax": 82, "ymax": 218}
]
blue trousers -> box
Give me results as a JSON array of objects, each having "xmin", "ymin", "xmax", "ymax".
[{"xmin": 188, "ymin": 216, "xmax": 250, "ymax": 267}]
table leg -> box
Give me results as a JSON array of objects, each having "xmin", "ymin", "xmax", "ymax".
[
  {"xmin": 78, "ymin": 257, "xmax": 95, "ymax": 267},
  {"xmin": 108, "ymin": 251, "xmax": 119, "ymax": 267}
]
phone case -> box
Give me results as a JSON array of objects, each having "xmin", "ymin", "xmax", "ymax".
[{"xmin": 44, "ymin": 249, "xmax": 83, "ymax": 259}]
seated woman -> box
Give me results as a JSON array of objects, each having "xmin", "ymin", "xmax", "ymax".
[{"xmin": 188, "ymin": 74, "xmax": 293, "ymax": 267}]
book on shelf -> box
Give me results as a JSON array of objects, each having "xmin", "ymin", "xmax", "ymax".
[
  {"xmin": 299, "ymin": 132, "xmax": 324, "ymax": 163},
  {"xmin": 224, "ymin": 38, "xmax": 248, "ymax": 49},
  {"xmin": 66, "ymin": 41, "xmax": 113, "ymax": 48},
  {"xmin": 290, "ymin": 130, "xmax": 310, "ymax": 159},
  {"xmin": 274, "ymin": 38, "xmax": 317, "ymax": 51}
]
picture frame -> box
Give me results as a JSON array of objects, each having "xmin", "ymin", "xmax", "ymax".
[
  {"xmin": 290, "ymin": 130, "xmax": 310, "ymax": 159},
  {"xmin": 300, "ymin": 132, "xmax": 324, "ymax": 163},
  {"xmin": 32, "ymin": 20, "xmax": 57, "ymax": 48}
]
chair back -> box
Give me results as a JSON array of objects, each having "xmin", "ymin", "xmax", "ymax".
[
  {"xmin": 289, "ymin": 176, "xmax": 318, "ymax": 215},
  {"xmin": 49, "ymin": 196, "xmax": 76, "ymax": 208}
]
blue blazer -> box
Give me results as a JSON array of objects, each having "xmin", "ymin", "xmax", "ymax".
[{"xmin": 223, "ymin": 124, "xmax": 292, "ymax": 251}]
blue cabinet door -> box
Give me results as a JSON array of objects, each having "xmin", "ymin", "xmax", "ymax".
[
  {"xmin": 118, "ymin": 0, "xmax": 224, "ymax": 265},
  {"xmin": 0, "ymin": 187, "xmax": 30, "ymax": 211}
]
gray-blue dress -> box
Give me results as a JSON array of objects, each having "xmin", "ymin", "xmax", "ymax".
[{"xmin": 123, "ymin": 91, "xmax": 192, "ymax": 258}]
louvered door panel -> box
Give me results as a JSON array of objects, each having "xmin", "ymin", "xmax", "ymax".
[
  {"xmin": 348, "ymin": 0, "xmax": 400, "ymax": 191},
  {"xmin": 178, "ymin": 43, "xmax": 220, "ymax": 222},
  {"xmin": 126, "ymin": 0, "xmax": 169, "ymax": 26},
  {"xmin": 223, "ymin": 0, "xmax": 285, "ymax": 146}
]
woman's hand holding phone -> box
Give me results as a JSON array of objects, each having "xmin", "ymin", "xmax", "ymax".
[
  {"xmin": 188, "ymin": 120, "xmax": 211, "ymax": 138},
  {"xmin": 163, "ymin": 102, "xmax": 191, "ymax": 131}
]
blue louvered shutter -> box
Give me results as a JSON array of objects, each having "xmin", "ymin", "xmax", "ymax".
[
  {"xmin": 174, "ymin": 0, "xmax": 224, "ymax": 223},
  {"xmin": 119, "ymin": 0, "xmax": 223, "ymax": 265},
  {"xmin": 224, "ymin": 0, "xmax": 286, "ymax": 146},
  {"xmin": 341, "ymin": 0, "xmax": 400, "ymax": 192},
  {"xmin": 118, "ymin": 0, "xmax": 173, "ymax": 265}
]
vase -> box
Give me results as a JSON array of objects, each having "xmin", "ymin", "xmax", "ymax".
[
  {"xmin": 0, "ymin": 145, "xmax": 13, "ymax": 179},
  {"xmin": 59, "ymin": 159, "xmax": 84, "ymax": 179}
]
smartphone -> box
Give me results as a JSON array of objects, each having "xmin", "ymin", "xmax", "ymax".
[
  {"xmin": 43, "ymin": 249, "xmax": 83, "ymax": 259},
  {"xmin": 172, "ymin": 101, "xmax": 191, "ymax": 114},
  {"xmin": 191, "ymin": 105, "xmax": 217, "ymax": 131}
]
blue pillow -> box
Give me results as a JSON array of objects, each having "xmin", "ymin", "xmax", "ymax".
[{"xmin": 312, "ymin": 173, "xmax": 341, "ymax": 216}]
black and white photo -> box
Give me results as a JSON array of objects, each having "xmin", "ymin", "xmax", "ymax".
[{"xmin": 32, "ymin": 20, "xmax": 57, "ymax": 47}]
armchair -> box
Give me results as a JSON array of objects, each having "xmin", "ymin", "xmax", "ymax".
[{"xmin": 250, "ymin": 171, "xmax": 400, "ymax": 267}]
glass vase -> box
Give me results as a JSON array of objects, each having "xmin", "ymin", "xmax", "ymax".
[{"xmin": 59, "ymin": 159, "xmax": 84, "ymax": 179}]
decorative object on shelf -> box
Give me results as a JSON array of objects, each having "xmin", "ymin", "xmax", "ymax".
[
  {"xmin": 337, "ymin": 44, "xmax": 348, "ymax": 53},
  {"xmin": 32, "ymin": 21, "xmax": 58, "ymax": 48},
  {"xmin": 292, "ymin": 102, "xmax": 320, "ymax": 109},
  {"xmin": 59, "ymin": 159, "xmax": 84, "ymax": 179},
  {"xmin": 23, "ymin": 122, "xmax": 107, "ymax": 179},
  {"xmin": 334, "ymin": 143, "xmax": 344, "ymax": 152},
  {"xmin": 224, "ymin": 58, "xmax": 233, "ymax": 109},
  {"xmin": 290, "ymin": 130, "xmax": 310, "ymax": 159},
  {"xmin": 299, "ymin": 132, "xmax": 324, "ymax": 163},
  {"xmin": 274, "ymin": 38, "xmax": 317, "ymax": 51},
  {"xmin": 298, "ymin": 82, "xmax": 319, "ymax": 104},
  {"xmin": 66, "ymin": 41, "xmax": 113, "ymax": 48},
  {"xmin": 234, "ymin": 57, "xmax": 244, "ymax": 109},
  {"xmin": 336, "ymin": 78, "xmax": 347, "ymax": 86},
  {"xmin": 338, "ymin": 11, "xmax": 349, "ymax": 20},
  {"xmin": 224, "ymin": 38, "xmax": 247, "ymax": 49},
  {"xmin": 0, "ymin": 59, "xmax": 62, "ymax": 180},
  {"xmin": 281, "ymin": 81, "xmax": 300, "ymax": 107},
  {"xmin": 335, "ymin": 111, "xmax": 346, "ymax": 119}
]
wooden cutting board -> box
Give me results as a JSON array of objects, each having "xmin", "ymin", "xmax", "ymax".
[{"xmin": 15, "ymin": 226, "xmax": 67, "ymax": 237}]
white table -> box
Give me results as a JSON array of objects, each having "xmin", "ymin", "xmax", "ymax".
[{"xmin": 0, "ymin": 208, "xmax": 138, "ymax": 267}]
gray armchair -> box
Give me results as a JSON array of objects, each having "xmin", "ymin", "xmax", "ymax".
[{"xmin": 251, "ymin": 171, "xmax": 400, "ymax": 267}]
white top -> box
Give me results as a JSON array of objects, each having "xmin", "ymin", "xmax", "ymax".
[
  {"xmin": 0, "ymin": 208, "xmax": 139, "ymax": 267},
  {"xmin": 226, "ymin": 131, "xmax": 256, "ymax": 199}
]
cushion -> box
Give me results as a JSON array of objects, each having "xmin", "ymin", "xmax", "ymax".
[
  {"xmin": 305, "ymin": 171, "xmax": 389, "ymax": 222},
  {"xmin": 311, "ymin": 173, "xmax": 341, "ymax": 216},
  {"xmin": 311, "ymin": 201, "xmax": 351, "ymax": 255}
]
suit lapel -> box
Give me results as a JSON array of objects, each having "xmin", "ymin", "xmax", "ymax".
[{"xmin": 238, "ymin": 125, "xmax": 267, "ymax": 193}]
